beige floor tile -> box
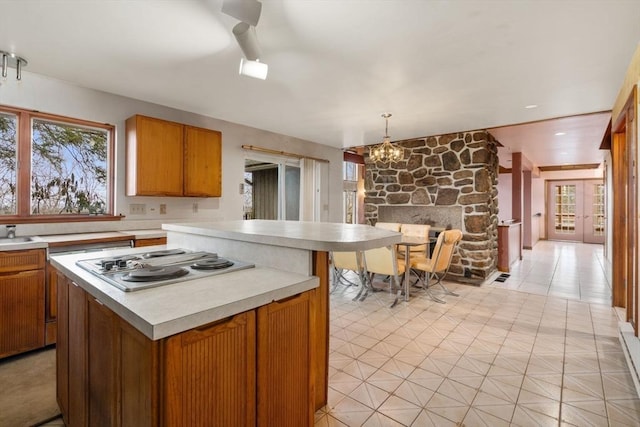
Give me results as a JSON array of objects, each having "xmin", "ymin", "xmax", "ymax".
[
  {"xmin": 314, "ymin": 413, "xmax": 350, "ymax": 427},
  {"xmin": 560, "ymin": 400, "xmax": 608, "ymax": 426},
  {"xmin": 463, "ymin": 406, "xmax": 512, "ymax": 426},
  {"xmin": 410, "ymin": 409, "xmax": 458, "ymax": 426},
  {"xmin": 377, "ymin": 395, "xmax": 421, "ymax": 425},
  {"xmin": 511, "ymin": 404, "xmax": 560, "ymax": 426},
  {"xmin": 602, "ymin": 372, "xmax": 640, "ymax": 400},
  {"xmin": 606, "ymin": 398, "xmax": 640, "ymax": 425},
  {"xmin": 348, "ymin": 382, "xmax": 390, "ymax": 410},
  {"xmin": 361, "ymin": 411, "xmax": 405, "ymax": 427},
  {"xmin": 562, "ymin": 373, "xmax": 605, "ymax": 401}
]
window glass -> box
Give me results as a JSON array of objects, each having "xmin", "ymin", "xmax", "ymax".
[
  {"xmin": 0, "ymin": 112, "xmax": 18, "ymax": 215},
  {"xmin": 343, "ymin": 161, "xmax": 358, "ymax": 181},
  {"xmin": 31, "ymin": 118, "xmax": 108, "ymax": 215}
]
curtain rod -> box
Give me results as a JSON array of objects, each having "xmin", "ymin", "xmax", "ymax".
[{"xmin": 241, "ymin": 144, "xmax": 329, "ymax": 163}]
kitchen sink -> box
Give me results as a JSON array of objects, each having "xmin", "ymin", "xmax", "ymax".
[{"xmin": 0, "ymin": 237, "xmax": 33, "ymax": 244}]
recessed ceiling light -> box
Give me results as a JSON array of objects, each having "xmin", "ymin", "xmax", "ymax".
[
  {"xmin": 555, "ymin": 132, "xmax": 566, "ymax": 136},
  {"xmin": 524, "ymin": 104, "xmax": 538, "ymax": 109}
]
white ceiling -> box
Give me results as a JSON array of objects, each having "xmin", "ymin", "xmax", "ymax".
[{"xmin": 1, "ymin": 0, "xmax": 639, "ymax": 168}]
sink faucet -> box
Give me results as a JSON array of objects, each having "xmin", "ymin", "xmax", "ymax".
[{"xmin": 6, "ymin": 225, "xmax": 16, "ymax": 239}]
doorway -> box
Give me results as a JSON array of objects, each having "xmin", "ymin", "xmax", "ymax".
[{"xmin": 547, "ymin": 179, "xmax": 605, "ymax": 244}]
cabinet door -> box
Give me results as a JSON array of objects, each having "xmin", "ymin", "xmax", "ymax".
[
  {"xmin": 184, "ymin": 126, "xmax": 222, "ymax": 197},
  {"xmin": 257, "ymin": 292, "xmax": 313, "ymax": 427},
  {"xmin": 126, "ymin": 115, "xmax": 184, "ymax": 196},
  {"xmin": 163, "ymin": 311, "xmax": 256, "ymax": 426},
  {"xmin": 45, "ymin": 262, "xmax": 58, "ymax": 345},
  {"xmin": 87, "ymin": 297, "xmax": 117, "ymax": 427},
  {"xmin": 67, "ymin": 281, "xmax": 88, "ymax": 427},
  {"xmin": 0, "ymin": 269, "xmax": 45, "ymax": 358},
  {"xmin": 56, "ymin": 273, "xmax": 69, "ymax": 425}
]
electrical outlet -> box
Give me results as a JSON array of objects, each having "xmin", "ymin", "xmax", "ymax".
[
  {"xmin": 160, "ymin": 204, "xmax": 167, "ymax": 215},
  {"xmin": 129, "ymin": 203, "xmax": 146, "ymax": 215},
  {"xmin": 192, "ymin": 202, "xmax": 198, "ymax": 213}
]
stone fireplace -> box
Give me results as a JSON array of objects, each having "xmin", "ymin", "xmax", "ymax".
[{"xmin": 364, "ymin": 130, "xmax": 499, "ymax": 283}]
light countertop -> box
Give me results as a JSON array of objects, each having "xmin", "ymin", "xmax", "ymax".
[
  {"xmin": 0, "ymin": 229, "xmax": 166, "ymax": 252},
  {"xmin": 50, "ymin": 246, "xmax": 318, "ymax": 340},
  {"xmin": 121, "ymin": 229, "xmax": 166, "ymax": 239},
  {"xmin": 164, "ymin": 220, "xmax": 401, "ymax": 251}
]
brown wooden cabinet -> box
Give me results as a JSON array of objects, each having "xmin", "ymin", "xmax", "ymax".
[
  {"xmin": 163, "ymin": 312, "xmax": 256, "ymax": 426},
  {"xmin": 0, "ymin": 249, "xmax": 46, "ymax": 359},
  {"xmin": 126, "ymin": 114, "xmax": 222, "ymax": 197},
  {"xmin": 56, "ymin": 271, "xmax": 314, "ymax": 426},
  {"xmin": 56, "ymin": 272, "xmax": 69, "ymax": 425},
  {"xmin": 257, "ymin": 291, "xmax": 313, "ymax": 427},
  {"xmin": 133, "ymin": 237, "xmax": 167, "ymax": 247}
]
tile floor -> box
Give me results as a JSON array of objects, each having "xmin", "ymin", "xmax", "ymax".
[{"xmin": 315, "ymin": 241, "xmax": 640, "ymax": 426}]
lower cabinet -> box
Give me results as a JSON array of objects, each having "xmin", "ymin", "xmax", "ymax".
[
  {"xmin": 133, "ymin": 237, "xmax": 167, "ymax": 247},
  {"xmin": 0, "ymin": 249, "xmax": 46, "ymax": 359},
  {"xmin": 57, "ymin": 274, "xmax": 314, "ymax": 426}
]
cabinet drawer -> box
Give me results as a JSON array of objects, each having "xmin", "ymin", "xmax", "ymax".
[{"xmin": 0, "ymin": 249, "xmax": 46, "ymax": 273}]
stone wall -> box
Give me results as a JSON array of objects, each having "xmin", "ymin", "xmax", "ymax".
[{"xmin": 364, "ymin": 130, "xmax": 499, "ymax": 283}]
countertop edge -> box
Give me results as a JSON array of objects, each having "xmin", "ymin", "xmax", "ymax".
[{"xmin": 163, "ymin": 222, "xmax": 402, "ymax": 251}]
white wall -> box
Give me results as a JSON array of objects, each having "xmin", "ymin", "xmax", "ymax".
[
  {"xmin": 0, "ymin": 72, "xmax": 344, "ymax": 234},
  {"xmin": 497, "ymin": 172, "xmax": 513, "ymax": 222}
]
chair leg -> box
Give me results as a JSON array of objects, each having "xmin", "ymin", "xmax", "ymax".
[
  {"xmin": 354, "ymin": 271, "xmax": 370, "ymax": 301},
  {"xmin": 413, "ymin": 271, "xmax": 446, "ymax": 304},
  {"xmin": 390, "ymin": 274, "xmax": 406, "ymax": 308},
  {"xmin": 430, "ymin": 271, "xmax": 459, "ymax": 297}
]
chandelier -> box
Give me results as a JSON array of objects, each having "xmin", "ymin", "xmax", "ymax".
[{"xmin": 369, "ymin": 113, "xmax": 402, "ymax": 164}]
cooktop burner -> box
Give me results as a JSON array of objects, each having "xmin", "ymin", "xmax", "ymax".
[
  {"xmin": 141, "ymin": 248, "xmax": 186, "ymax": 259},
  {"xmin": 75, "ymin": 248, "xmax": 254, "ymax": 292},
  {"xmin": 191, "ymin": 257, "xmax": 234, "ymax": 270},
  {"xmin": 122, "ymin": 265, "xmax": 189, "ymax": 282}
]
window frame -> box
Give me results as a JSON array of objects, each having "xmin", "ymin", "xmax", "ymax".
[{"xmin": 0, "ymin": 104, "xmax": 119, "ymax": 223}]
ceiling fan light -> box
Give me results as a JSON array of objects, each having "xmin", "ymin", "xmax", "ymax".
[{"xmin": 239, "ymin": 58, "xmax": 268, "ymax": 80}]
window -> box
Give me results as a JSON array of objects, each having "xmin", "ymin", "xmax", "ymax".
[{"xmin": 0, "ymin": 106, "xmax": 115, "ymax": 221}]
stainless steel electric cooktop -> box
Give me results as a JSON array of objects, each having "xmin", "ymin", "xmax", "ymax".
[{"xmin": 75, "ymin": 248, "xmax": 254, "ymax": 292}]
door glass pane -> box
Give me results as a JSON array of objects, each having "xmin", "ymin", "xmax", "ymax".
[
  {"xmin": 592, "ymin": 183, "xmax": 605, "ymax": 236},
  {"xmin": 0, "ymin": 112, "xmax": 18, "ymax": 215},
  {"xmin": 284, "ymin": 165, "xmax": 300, "ymax": 220},
  {"xmin": 554, "ymin": 184, "xmax": 576, "ymax": 234}
]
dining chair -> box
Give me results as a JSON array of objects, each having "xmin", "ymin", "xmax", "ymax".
[
  {"xmin": 362, "ymin": 245, "xmax": 406, "ymax": 307},
  {"xmin": 330, "ymin": 250, "xmax": 364, "ymax": 295},
  {"xmin": 398, "ymin": 223, "xmax": 431, "ymax": 260},
  {"xmin": 374, "ymin": 222, "xmax": 402, "ymax": 232},
  {"xmin": 410, "ymin": 229, "xmax": 463, "ymax": 303}
]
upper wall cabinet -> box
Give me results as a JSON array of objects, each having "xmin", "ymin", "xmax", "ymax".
[{"xmin": 125, "ymin": 115, "xmax": 222, "ymax": 197}]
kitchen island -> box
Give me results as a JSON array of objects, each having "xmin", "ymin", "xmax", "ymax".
[
  {"xmin": 50, "ymin": 220, "xmax": 399, "ymax": 426},
  {"xmin": 163, "ymin": 220, "xmax": 401, "ymax": 410}
]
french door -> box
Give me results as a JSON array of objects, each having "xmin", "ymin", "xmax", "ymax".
[{"xmin": 547, "ymin": 180, "xmax": 605, "ymax": 244}]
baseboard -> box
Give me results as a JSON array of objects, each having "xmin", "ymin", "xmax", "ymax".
[{"xmin": 619, "ymin": 322, "xmax": 640, "ymax": 399}]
